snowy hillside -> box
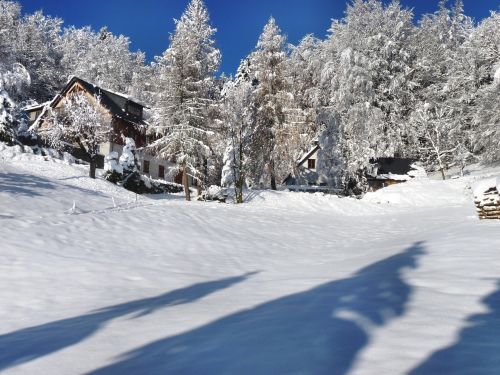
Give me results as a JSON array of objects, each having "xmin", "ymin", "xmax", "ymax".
[{"xmin": 1, "ymin": 144, "xmax": 500, "ymax": 375}]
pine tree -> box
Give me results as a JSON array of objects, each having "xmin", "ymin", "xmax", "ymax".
[
  {"xmin": 249, "ymin": 17, "xmax": 290, "ymax": 190},
  {"xmin": 150, "ymin": 0, "xmax": 221, "ymax": 201}
]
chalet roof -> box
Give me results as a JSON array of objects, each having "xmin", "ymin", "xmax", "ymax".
[
  {"xmin": 58, "ymin": 77, "xmax": 148, "ymax": 125},
  {"xmin": 27, "ymin": 76, "xmax": 149, "ymax": 131}
]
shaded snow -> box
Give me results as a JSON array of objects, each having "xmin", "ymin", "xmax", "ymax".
[{"xmin": 1, "ymin": 145, "xmax": 500, "ymax": 375}]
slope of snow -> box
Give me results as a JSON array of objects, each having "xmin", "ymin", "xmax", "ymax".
[{"xmin": 1, "ymin": 145, "xmax": 500, "ymax": 375}]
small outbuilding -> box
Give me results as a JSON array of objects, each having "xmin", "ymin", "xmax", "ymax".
[
  {"xmin": 366, "ymin": 158, "xmax": 426, "ymax": 192},
  {"xmin": 473, "ymin": 177, "xmax": 500, "ymax": 220},
  {"xmin": 282, "ymin": 142, "xmax": 321, "ymax": 186}
]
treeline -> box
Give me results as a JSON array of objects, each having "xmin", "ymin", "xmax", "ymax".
[{"xmin": 0, "ymin": 0, "xmax": 499, "ymax": 197}]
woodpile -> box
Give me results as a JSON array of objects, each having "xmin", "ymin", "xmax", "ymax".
[{"xmin": 473, "ymin": 178, "xmax": 500, "ymax": 220}]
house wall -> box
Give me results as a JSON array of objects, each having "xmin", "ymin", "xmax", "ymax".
[
  {"xmin": 304, "ymin": 150, "xmax": 318, "ymax": 172},
  {"xmin": 139, "ymin": 152, "xmax": 176, "ymax": 182},
  {"xmin": 104, "ymin": 142, "xmax": 175, "ymax": 182},
  {"xmin": 367, "ymin": 179, "xmax": 405, "ymax": 192}
]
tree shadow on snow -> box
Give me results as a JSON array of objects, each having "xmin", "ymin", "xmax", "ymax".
[
  {"xmin": 0, "ymin": 173, "xmax": 56, "ymax": 197},
  {"xmin": 409, "ymin": 281, "xmax": 500, "ymax": 375},
  {"xmin": 90, "ymin": 242, "xmax": 425, "ymax": 375},
  {"xmin": 0, "ymin": 273, "xmax": 255, "ymax": 371},
  {"xmin": 0, "ymin": 172, "xmax": 108, "ymax": 198}
]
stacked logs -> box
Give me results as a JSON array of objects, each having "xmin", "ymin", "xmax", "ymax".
[{"xmin": 474, "ymin": 185, "xmax": 500, "ymax": 220}]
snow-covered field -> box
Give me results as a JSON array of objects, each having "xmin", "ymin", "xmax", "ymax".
[{"xmin": 1, "ymin": 144, "xmax": 499, "ymax": 375}]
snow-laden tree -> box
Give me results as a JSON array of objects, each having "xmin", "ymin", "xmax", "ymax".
[
  {"xmin": 285, "ymin": 35, "xmax": 324, "ymax": 182},
  {"xmin": 0, "ymin": 1, "xmax": 20, "ymax": 65},
  {"xmin": 410, "ymin": 103, "xmax": 456, "ymax": 180},
  {"xmin": 0, "ymin": 87, "xmax": 16, "ymax": 144},
  {"xmin": 103, "ymin": 151, "xmax": 123, "ymax": 183},
  {"xmin": 14, "ymin": 11, "xmax": 65, "ymax": 102},
  {"xmin": 0, "ymin": 69, "xmax": 29, "ymax": 145},
  {"xmin": 0, "ymin": 63, "xmax": 30, "ymax": 144},
  {"xmin": 150, "ymin": 0, "xmax": 221, "ymax": 201},
  {"xmin": 411, "ymin": 0, "xmax": 474, "ymax": 173},
  {"xmin": 60, "ymin": 26, "xmax": 144, "ymax": 94},
  {"xmin": 0, "ymin": 2, "xmax": 30, "ymax": 143},
  {"xmin": 287, "ymin": 34, "xmax": 323, "ymax": 134},
  {"xmin": 248, "ymin": 17, "xmax": 293, "ymax": 189},
  {"xmin": 221, "ymin": 78, "xmax": 255, "ymax": 203},
  {"xmin": 315, "ymin": 109, "xmax": 344, "ymax": 188},
  {"xmin": 43, "ymin": 93, "xmax": 111, "ymax": 178},
  {"xmin": 320, "ymin": 0, "xmax": 416, "ymax": 191},
  {"xmin": 469, "ymin": 11, "xmax": 500, "ymax": 161},
  {"xmin": 474, "ymin": 67, "xmax": 500, "ymax": 162},
  {"xmin": 119, "ymin": 137, "xmax": 139, "ymax": 177}
]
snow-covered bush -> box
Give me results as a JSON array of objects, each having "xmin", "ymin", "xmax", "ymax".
[
  {"xmin": 122, "ymin": 173, "xmax": 183, "ymax": 195},
  {"xmin": 0, "ymin": 90, "xmax": 16, "ymax": 144},
  {"xmin": 119, "ymin": 137, "xmax": 139, "ymax": 177},
  {"xmin": 198, "ymin": 185, "xmax": 227, "ymax": 202},
  {"xmin": 104, "ymin": 151, "xmax": 123, "ymax": 184}
]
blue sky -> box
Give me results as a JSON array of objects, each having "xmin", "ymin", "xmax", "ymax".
[{"xmin": 20, "ymin": 0, "xmax": 498, "ymax": 75}]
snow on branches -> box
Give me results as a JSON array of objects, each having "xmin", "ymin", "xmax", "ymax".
[{"xmin": 42, "ymin": 93, "xmax": 111, "ymax": 178}]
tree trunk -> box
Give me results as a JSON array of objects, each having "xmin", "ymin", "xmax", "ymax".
[
  {"xmin": 236, "ymin": 175, "xmax": 244, "ymax": 204},
  {"xmin": 440, "ymin": 168, "xmax": 446, "ymax": 181},
  {"xmin": 182, "ymin": 167, "xmax": 191, "ymax": 201},
  {"xmin": 89, "ymin": 157, "xmax": 97, "ymax": 179},
  {"xmin": 437, "ymin": 155, "xmax": 446, "ymax": 180},
  {"xmin": 269, "ymin": 160, "xmax": 277, "ymax": 191},
  {"xmin": 236, "ymin": 141, "xmax": 244, "ymax": 204}
]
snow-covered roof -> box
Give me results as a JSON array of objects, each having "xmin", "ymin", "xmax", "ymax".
[
  {"xmin": 27, "ymin": 77, "xmax": 149, "ymax": 131},
  {"xmin": 375, "ymin": 173, "xmax": 411, "ymax": 181},
  {"xmin": 62, "ymin": 75, "xmax": 149, "ymax": 109},
  {"xmin": 23, "ymin": 101, "xmax": 51, "ymax": 112}
]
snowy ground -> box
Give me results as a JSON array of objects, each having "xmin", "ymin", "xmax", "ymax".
[{"xmin": 1, "ymin": 144, "xmax": 500, "ymax": 375}]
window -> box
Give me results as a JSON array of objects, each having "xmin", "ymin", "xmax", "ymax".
[
  {"xmin": 143, "ymin": 160, "xmax": 150, "ymax": 174},
  {"xmin": 159, "ymin": 165, "xmax": 165, "ymax": 179},
  {"xmin": 307, "ymin": 159, "xmax": 316, "ymax": 169}
]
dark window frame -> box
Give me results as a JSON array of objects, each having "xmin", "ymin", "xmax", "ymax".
[{"xmin": 307, "ymin": 159, "xmax": 316, "ymax": 169}]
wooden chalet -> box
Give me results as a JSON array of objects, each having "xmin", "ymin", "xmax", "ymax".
[{"xmin": 26, "ymin": 77, "xmax": 174, "ymax": 181}]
